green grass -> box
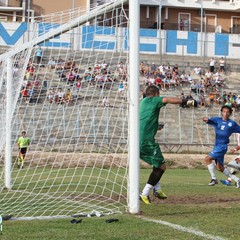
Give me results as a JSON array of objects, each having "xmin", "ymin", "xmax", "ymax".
[{"xmin": 1, "ymin": 168, "xmax": 240, "ymax": 239}]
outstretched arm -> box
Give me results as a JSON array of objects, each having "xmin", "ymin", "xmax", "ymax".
[
  {"xmin": 202, "ymin": 117, "xmax": 217, "ymax": 126},
  {"xmin": 202, "ymin": 117, "xmax": 209, "ymax": 123},
  {"xmin": 162, "ymin": 97, "xmax": 182, "ymax": 104},
  {"xmin": 162, "ymin": 97, "xmax": 197, "ymax": 107}
]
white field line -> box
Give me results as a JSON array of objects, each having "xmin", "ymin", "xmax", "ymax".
[{"xmin": 139, "ymin": 216, "xmax": 226, "ymax": 240}]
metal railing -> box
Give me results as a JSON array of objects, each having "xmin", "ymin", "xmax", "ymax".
[{"xmin": 0, "ymin": 0, "xmax": 7, "ymax": 6}]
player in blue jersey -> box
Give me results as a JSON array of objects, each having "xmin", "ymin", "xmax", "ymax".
[{"xmin": 202, "ymin": 105, "xmax": 240, "ymax": 187}]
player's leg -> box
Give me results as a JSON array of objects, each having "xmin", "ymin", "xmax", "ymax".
[
  {"xmin": 140, "ymin": 142, "xmax": 166, "ymax": 204},
  {"xmin": 141, "ymin": 165, "xmax": 166, "ymax": 204},
  {"xmin": 219, "ymin": 162, "xmax": 240, "ymax": 188},
  {"xmin": 20, "ymin": 148, "xmax": 27, "ymax": 168},
  {"xmin": 205, "ymin": 155, "xmax": 218, "ymax": 186},
  {"xmin": 220, "ymin": 177, "xmax": 232, "ymax": 186},
  {"xmin": 18, "ymin": 149, "xmax": 23, "ymax": 168}
]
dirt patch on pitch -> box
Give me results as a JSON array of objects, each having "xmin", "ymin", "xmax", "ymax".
[{"xmin": 151, "ymin": 195, "xmax": 240, "ymax": 205}]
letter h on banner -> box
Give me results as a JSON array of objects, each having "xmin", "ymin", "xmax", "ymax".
[{"xmin": 166, "ymin": 30, "xmax": 198, "ymax": 54}]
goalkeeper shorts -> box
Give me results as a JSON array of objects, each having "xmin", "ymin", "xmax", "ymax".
[{"xmin": 140, "ymin": 140, "xmax": 165, "ymax": 168}]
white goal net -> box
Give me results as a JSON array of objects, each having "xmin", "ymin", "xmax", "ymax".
[{"xmin": 0, "ymin": 0, "xmax": 130, "ymax": 218}]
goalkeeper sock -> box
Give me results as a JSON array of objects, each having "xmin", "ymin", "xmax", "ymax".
[
  {"xmin": 153, "ymin": 181, "xmax": 160, "ymax": 191},
  {"xmin": 142, "ymin": 184, "xmax": 153, "ymax": 196},
  {"xmin": 207, "ymin": 162, "xmax": 217, "ymax": 179}
]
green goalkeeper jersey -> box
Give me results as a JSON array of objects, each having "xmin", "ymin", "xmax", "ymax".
[
  {"xmin": 18, "ymin": 137, "xmax": 30, "ymax": 148},
  {"xmin": 140, "ymin": 96, "xmax": 165, "ymax": 145}
]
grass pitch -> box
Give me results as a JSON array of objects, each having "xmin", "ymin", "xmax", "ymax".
[{"xmin": 1, "ymin": 168, "xmax": 240, "ymax": 240}]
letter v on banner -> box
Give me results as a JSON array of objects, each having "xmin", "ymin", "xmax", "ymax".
[{"xmin": 0, "ymin": 22, "xmax": 27, "ymax": 45}]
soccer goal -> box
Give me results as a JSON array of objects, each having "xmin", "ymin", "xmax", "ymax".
[{"xmin": 0, "ymin": 0, "xmax": 140, "ymax": 219}]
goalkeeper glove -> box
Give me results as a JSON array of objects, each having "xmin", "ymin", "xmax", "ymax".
[{"xmin": 182, "ymin": 99, "xmax": 197, "ymax": 107}]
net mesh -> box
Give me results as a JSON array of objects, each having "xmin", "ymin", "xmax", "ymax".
[{"xmin": 0, "ymin": 0, "xmax": 130, "ymax": 218}]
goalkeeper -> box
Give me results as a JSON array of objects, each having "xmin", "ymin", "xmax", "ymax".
[
  {"xmin": 17, "ymin": 130, "xmax": 30, "ymax": 169},
  {"xmin": 140, "ymin": 85, "xmax": 196, "ymax": 204}
]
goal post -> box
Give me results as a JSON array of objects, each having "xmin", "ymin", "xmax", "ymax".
[
  {"xmin": 128, "ymin": 0, "xmax": 140, "ymax": 214},
  {"xmin": 5, "ymin": 57, "xmax": 13, "ymax": 190},
  {"xmin": 0, "ymin": 0, "xmax": 141, "ymax": 218}
]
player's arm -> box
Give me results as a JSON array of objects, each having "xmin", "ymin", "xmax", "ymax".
[
  {"xmin": 162, "ymin": 97, "xmax": 182, "ymax": 104},
  {"xmin": 202, "ymin": 117, "xmax": 217, "ymax": 126},
  {"xmin": 162, "ymin": 97, "xmax": 196, "ymax": 107},
  {"xmin": 233, "ymin": 123, "xmax": 240, "ymax": 134},
  {"xmin": 17, "ymin": 139, "xmax": 20, "ymax": 149}
]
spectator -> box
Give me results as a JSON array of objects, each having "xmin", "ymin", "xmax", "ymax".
[
  {"xmin": 47, "ymin": 88, "xmax": 55, "ymax": 103},
  {"xmin": 149, "ymin": 75, "xmax": 155, "ymax": 85},
  {"xmin": 67, "ymin": 71, "xmax": 75, "ymax": 86},
  {"xmin": 219, "ymin": 57, "xmax": 225, "ymax": 74},
  {"xmin": 56, "ymin": 88, "xmax": 64, "ymax": 104},
  {"xmin": 101, "ymin": 61, "xmax": 107, "ymax": 72},
  {"xmin": 179, "ymin": 92, "xmax": 186, "ymax": 108},
  {"xmin": 33, "ymin": 76, "xmax": 40, "ymax": 88},
  {"xmin": 180, "ymin": 19, "xmax": 184, "ymax": 30},
  {"xmin": 65, "ymin": 58, "xmax": 75, "ymax": 70},
  {"xmin": 205, "ymin": 70, "xmax": 212, "ymax": 80},
  {"xmin": 209, "ymin": 57, "xmax": 216, "ymax": 73},
  {"xmin": 194, "ymin": 66, "xmax": 202, "ymax": 76},
  {"xmin": 47, "ymin": 57, "xmax": 56, "ymax": 70},
  {"xmin": 222, "ymin": 91, "xmax": 227, "ymax": 104},
  {"xmin": 102, "ymin": 96, "xmax": 110, "ymax": 107},
  {"xmin": 172, "ymin": 64, "xmax": 179, "ymax": 74},
  {"xmin": 155, "ymin": 76, "xmax": 162, "ymax": 89},
  {"xmin": 198, "ymin": 92, "xmax": 207, "ymax": 108},
  {"xmin": 150, "ymin": 63, "xmax": 157, "ymax": 74},
  {"xmin": 118, "ymin": 81, "xmax": 124, "ymax": 95},
  {"xmin": 94, "ymin": 62, "xmax": 101, "ymax": 72},
  {"xmin": 235, "ymin": 95, "xmax": 240, "ymax": 111},
  {"xmin": 162, "ymin": 75, "xmax": 170, "ymax": 90},
  {"xmin": 187, "ymin": 74, "xmax": 193, "ymax": 84},
  {"xmin": 140, "ymin": 62, "xmax": 144, "ymax": 75},
  {"xmin": 190, "ymin": 80, "xmax": 197, "ymax": 94},
  {"xmin": 35, "ymin": 46, "xmax": 43, "ymax": 64},
  {"xmin": 208, "ymin": 90, "xmax": 216, "ymax": 106},
  {"xmin": 143, "ymin": 64, "xmax": 150, "ymax": 77},
  {"xmin": 75, "ymin": 79, "xmax": 82, "ymax": 93},
  {"xmin": 21, "ymin": 88, "xmax": 29, "ymax": 103},
  {"xmin": 65, "ymin": 89, "xmax": 73, "ymax": 104}
]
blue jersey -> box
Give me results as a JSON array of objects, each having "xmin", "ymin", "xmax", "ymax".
[{"xmin": 207, "ymin": 117, "xmax": 240, "ymax": 147}]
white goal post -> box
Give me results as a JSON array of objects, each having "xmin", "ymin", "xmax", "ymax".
[{"xmin": 0, "ymin": 0, "xmax": 140, "ymax": 219}]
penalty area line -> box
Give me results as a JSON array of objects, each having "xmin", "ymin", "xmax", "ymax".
[{"xmin": 139, "ymin": 216, "xmax": 226, "ymax": 240}]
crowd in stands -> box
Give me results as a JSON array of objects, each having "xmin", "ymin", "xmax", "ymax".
[
  {"xmin": 140, "ymin": 57, "xmax": 240, "ymax": 111},
  {"xmin": 19, "ymin": 46, "xmax": 128, "ymax": 105},
  {"xmin": 18, "ymin": 46, "xmax": 240, "ymax": 111}
]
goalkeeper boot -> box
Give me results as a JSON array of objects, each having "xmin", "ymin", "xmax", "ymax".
[
  {"xmin": 153, "ymin": 189, "xmax": 167, "ymax": 199},
  {"xmin": 140, "ymin": 194, "xmax": 151, "ymax": 204},
  {"xmin": 220, "ymin": 179, "xmax": 231, "ymax": 186},
  {"xmin": 235, "ymin": 180, "xmax": 240, "ymax": 189},
  {"xmin": 208, "ymin": 179, "xmax": 218, "ymax": 186}
]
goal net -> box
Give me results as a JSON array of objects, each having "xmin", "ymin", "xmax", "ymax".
[{"xmin": 0, "ymin": 0, "xmax": 130, "ymax": 218}]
